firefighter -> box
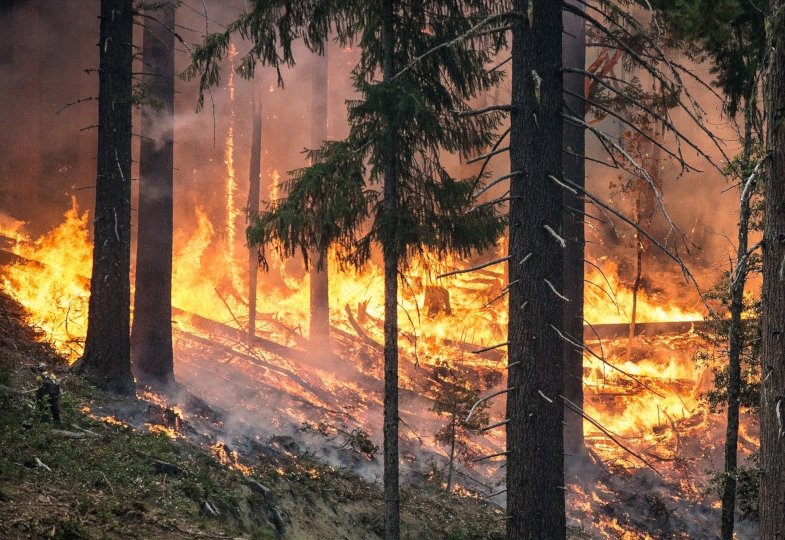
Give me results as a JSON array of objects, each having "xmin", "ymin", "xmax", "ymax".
[{"xmin": 35, "ymin": 364, "xmax": 61, "ymax": 425}]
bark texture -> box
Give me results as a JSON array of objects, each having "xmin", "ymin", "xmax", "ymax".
[
  {"xmin": 79, "ymin": 0, "xmax": 135, "ymax": 394},
  {"xmin": 561, "ymin": 0, "xmax": 586, "ymax": 458},
  {"xmin": 506, "ymin": 1, "xmax": 565, "ymax": 538},
  {"xmin": 720, "ymin": 113, "xmax": 753, "ymax": 540},
  {"xmin": 131, "ymin": 2, "xmax": 175, "ymax": 385},
  {"xmin": 309, "ymin": 49, "xmax": 330, "ymax": 344},
  {"xmin": 382, "ymin": 2, "xmax": 400, "ymax": 538},
  {"xmin": 247, "ymin": 98, "xmax": 262, "ymax": 341},
  {"xmin": 760, "ymin": 3, "xmax": 785, "ymax": 536}
]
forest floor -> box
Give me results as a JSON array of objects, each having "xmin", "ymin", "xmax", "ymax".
[{"xmin": 0, "ymin": 291, "xmax": 543, "ymax": 540}]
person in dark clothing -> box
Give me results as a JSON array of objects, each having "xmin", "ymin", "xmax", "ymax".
[{"xmin": 35, "ymin": 366, "xmax": 61, "ymax": 424}]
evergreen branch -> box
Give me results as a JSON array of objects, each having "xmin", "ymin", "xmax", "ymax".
[
  {"xmin": 436, "ymin": 256, "xmax": 510, "ymax": 279},
  {"xmin": 453, "ymin": 104, "xmax": 514, "ymax": 117},
  {"xmin": 391, "ymin": 11, "xmax": 520, "ymax": 82}
]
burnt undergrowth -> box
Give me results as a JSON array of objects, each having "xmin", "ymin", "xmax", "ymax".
[{"xmin": 0, "ymin": 292, "xmax": 506, "ymax": 539}]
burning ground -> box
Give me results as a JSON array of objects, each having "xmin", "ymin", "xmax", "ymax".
[
  {"xmin": 0, "ymin": 201, "xmax": 761, "ymax": 538},
  {"xmin": 0, "ymin": 292, "xmax": 507, "ymax": 539}
]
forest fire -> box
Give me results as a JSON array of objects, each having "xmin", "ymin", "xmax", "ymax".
[
  {"xmin": 0, "ymin": 198, "xmax": 720, "ymax": 469},
  {"xmin": 4, "ymin": 0, "xmax": 781, "ymax": 537}
]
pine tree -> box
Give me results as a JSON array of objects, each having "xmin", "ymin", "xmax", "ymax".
[
  {"xmin": 505, "ymin": 2, "xmax": 565, "ymax": 537},
  {"xmin": 77, "ymin": 0, "xmax": 135, "ymax": 395},
  {"xmin": 759, "ymin": 0, "xmax": 785, "ymax": 534},
  {"xmin": 562, "ymin": 0, "xmax": 587, "ymax": 458},
  {"xmin": 247, "ymin": 95, "xmax": 262, "ymax": 341},
  {"xmin": 131, "ymin": 0, "xmax": 176, "ymax": 386},
  {"xmin": 308, "ymin": 49, "xmax": 330, "ymax": 345},
  {"xmin": 203, "ymin": 5, "xmax": 507, "ymax": 538},
  {"xmin": 430, "ymin": 366, "xmax": 490, "ymax": 495}
]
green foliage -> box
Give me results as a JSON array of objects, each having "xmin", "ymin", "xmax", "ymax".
[
  {"xmin": 188, "ymin": 1, "xmax": 508, "ymax": 273},
  {"xmin": 708, "ymin": 452, "xmax": 761, "ymax": 520},
  {"xmin": 693, "ymin": 140, "xmax": 766, "ymax": 413},
  {"xmin": 649, "ymin": 0, "xmax": 768, "ymax": 114},
  {"xmin": 430, "ymin": 364, "xmax": 490, "ymax": 462},
  {"xmin": 249, "ymin": 140, "xmax": 370, "ymax": 272}
]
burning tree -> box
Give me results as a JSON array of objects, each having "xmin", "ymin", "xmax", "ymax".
[{"xmin": 77, "ymin": 0, "xmax": 135, "ymax": 395}]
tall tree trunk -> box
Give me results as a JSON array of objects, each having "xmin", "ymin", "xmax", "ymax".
[
  {"xmin": 247, "ymin": 96, "xmax": 262, "ymax": 341},
  {"xmin": 381, "ymin": 2, "xmax": 400, "ymax": 538},
  {"xmin": 78, "ymin": 0, "xmax": 135, "ymax": 395},
  {"xmin": 506, "ymin": 1, "xmax": 565, "ymax": 538},
  {"xmin": 131, "ymin": 1, "xmax": 176, "ymax": 386},
  {"xmin": 759, "ymin": 4, "xmax": 785, "ymax": 535},
  {"xmin": 721, "ymin": 104, "xmax": 754, "ymax": 540},
  {"xmin": 561, "ymin": 0, "xmax": 586, "ymax": 458},
  {"xmin": 309, "ymin": 48, "xmax": 330, "ymax": 344}
]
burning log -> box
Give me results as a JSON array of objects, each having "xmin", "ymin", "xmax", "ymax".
[{"xmin": 343, "ymin": 303, "xmax": 383, "ymax": 352}]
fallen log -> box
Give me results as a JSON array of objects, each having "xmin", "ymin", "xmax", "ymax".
[
  {"xmin": 584, "ymin": 320, "xmax": 706, "ymax": 340},
  {"xmin": 344, "ymin": 304, "xmax": 383, "ymax": 352}
]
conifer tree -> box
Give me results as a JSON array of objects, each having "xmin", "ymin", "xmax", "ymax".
[
  {"xmin": 187, "ymin": 4, "xmax": 506, "ymax": 538},
  {"xmin": 759, "ymin": 0, "xmax": 785, "ymax": 533},
  {"xmin": 78, "ymin": 0, "xmax": 135, "ymax": 394},
  {"xmin": 505, "ymin": 2, "xmax": 565, "ymax": 537},
  {"xmin": 132, "ymin": 0, "xmax": 176, "ymax": 386}
]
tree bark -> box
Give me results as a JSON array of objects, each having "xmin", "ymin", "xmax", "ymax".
[
  {"xmin": 506, "ymin": 1, "xmax": 565, "ymax": 538},
  {"xmin": 561, "ymin": 0, "xmax": 586, "ymax": 458},
  {"xmin": 720, "ymin": 105, "xmax": 754, "ymax": 540},
  {"xmin": 309, "ymin": 48, "xmax": 330, "ymax": 345},
  {"xmin": 382, "ymin": 2, "xmax": 400, "ymax": 538},
  {"xmin": 759, "ymin": 4, "xmax": 785, "ymax": 536},
  {"xmin": 131, "ymin": 1, "xmax": 176, "ymax": 386},
  {"xmin": 78, "ymin": 0, "xmax": 135, "ymax": 395},
  {"xmin": 247, "ymin": 96, "xmax": 262, "ymax": 341}
]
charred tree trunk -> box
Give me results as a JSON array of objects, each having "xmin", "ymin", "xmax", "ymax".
[
  {"xmin": 247, "ymin": 96, "xmax": 262, "ymax": 341},
  {"xmin": 759, "ymin": 5, "xmax": 785, "ymax": 536},
  {"xmin": 562, "ymin": 0, "xmax": 586, "ymax": 458},
  {"xmin": 506, "ymin": 1, "xmax": 565, "ymax": 538},
  {"xmin": 381, "ymin": 2, "xmax": 400, "ymax": 538},
  {"xmin": 131, "ymin": 1, "xmax": 176, "ymax": 386},
  {"xmin": 78, "ymin": 0, "xmax": 135, "ymax": 394},
  {"xmin": 309, "ymin": 48, "xmax": 330, "ymax": 345},
  {"xmin": 721, "ymin": 106, "xmax": 754, "ymax": 540}
]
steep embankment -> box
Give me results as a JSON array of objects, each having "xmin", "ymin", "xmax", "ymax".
[{"xmin": 0, "ymin": 293, "xmax": 505, "ymax": 539}]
